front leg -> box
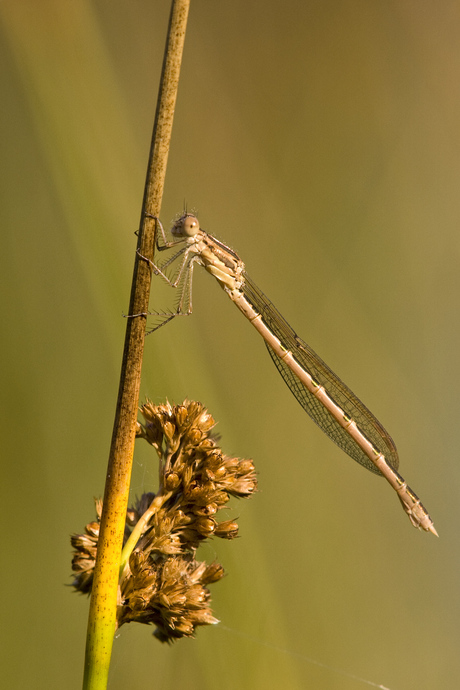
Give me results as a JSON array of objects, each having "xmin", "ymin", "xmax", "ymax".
[{"xmin": 144, "ymin": 213, "xmax": 185, "ymax": 252}]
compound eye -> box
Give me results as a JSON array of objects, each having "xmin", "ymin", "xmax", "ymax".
[
  {"xmin": 171, "ymin": 213, "xmax": 200, "ymax": 238},
  {"xmin": 182, "ymin": 214, "xmax": 200, "ymax": 237}
]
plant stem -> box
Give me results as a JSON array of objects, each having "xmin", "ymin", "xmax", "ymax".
[
  {"xmin": 82, "ymin": 3, "xmax": 190, "ymax": 688},
  {"xmin": 119, "ymin": 490, "xmax": 173, "ymax": 579}
]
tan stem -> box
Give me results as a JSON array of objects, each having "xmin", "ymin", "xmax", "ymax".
[{"xmin": 83, "ymin": 3, "xmax": 191, "ymax": 689}]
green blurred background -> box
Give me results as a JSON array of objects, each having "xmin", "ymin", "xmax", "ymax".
[{"xmin": 1, "ymin": 1, "xmax": 459, "ymax": 688}]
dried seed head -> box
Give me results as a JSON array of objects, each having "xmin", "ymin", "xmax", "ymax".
[
  {"xmin": 164, "ymin": 471, "xmax": 180, "ymax": 491},
  {"xmin": 214, "ymin": 520, "xmax": 239, "ymax": 539},
  {"xmin": 202, "ymin": 562, "xmax": 225, "ymax": 585},
  {"xmin": 71, "ymin": 400, "xmax": 257, "ymax": 642},
  {"xmin": 70, "ymin": 519, "xmax": 100, "ymax": 594}
]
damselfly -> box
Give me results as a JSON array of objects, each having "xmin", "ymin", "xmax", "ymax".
[{"xmin": 140, "ymin": 213, "xmax": 437, "ymax": 535}]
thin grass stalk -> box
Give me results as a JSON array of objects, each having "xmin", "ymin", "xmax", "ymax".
[{"xmin": 82, "ymin": 2, "xmax": 191, "ymax": 688}]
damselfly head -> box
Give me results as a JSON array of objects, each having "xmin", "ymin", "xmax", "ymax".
[{"xmin": 172, "ymin": 213, "xmax": 200, "ymax": 238}]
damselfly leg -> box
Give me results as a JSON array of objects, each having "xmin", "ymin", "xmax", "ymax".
[{"xmin": 134, "ymin": 216, "xmax": 198, "ymax": 333}]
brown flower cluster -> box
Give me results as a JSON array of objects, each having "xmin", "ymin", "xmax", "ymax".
[{"xmin": 70, "ymin": 400, "xmax": 257, "ymax": 642}]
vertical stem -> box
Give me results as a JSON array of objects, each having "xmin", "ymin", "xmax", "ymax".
[{"xmin": 82, "ymin": 2, "xmax": 190, "ymax": 689}]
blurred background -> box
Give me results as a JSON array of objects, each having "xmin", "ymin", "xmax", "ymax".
[{"xmin": 1, "ymin": 1, "xmax": 459, "ymax": 688}]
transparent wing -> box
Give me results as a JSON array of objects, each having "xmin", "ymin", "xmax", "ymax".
[{"xmin": 242, "ymin": 272, "xmax": 399, "ymax": 475}]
